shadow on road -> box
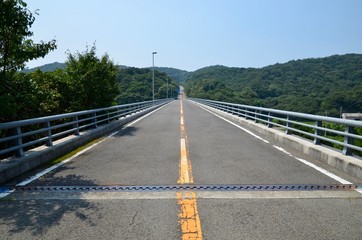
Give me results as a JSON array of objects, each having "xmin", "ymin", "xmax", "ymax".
[
  {"xmin": 0, "ymin": 173, "xmax": 101, "ymax": 237},
  {"xmin": 0, "ymin": 126, "xmax": 143, "ymax": 237},
  {"xmin": 112, "ymin": 126, "xmax": 139, "ymax": 138}
]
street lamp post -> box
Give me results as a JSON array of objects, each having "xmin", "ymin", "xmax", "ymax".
[{"xmin": 152, "ymin": 52, "xmax": 157, "ymax": 103}]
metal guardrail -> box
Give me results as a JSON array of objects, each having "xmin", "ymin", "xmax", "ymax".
[
  {"xmin": 0, "ymin": 99, "xmax": 171, "ymax": 159},
  {"xmin": 191, "ymin": 98, "xmax": 362, "ymax": 156}
]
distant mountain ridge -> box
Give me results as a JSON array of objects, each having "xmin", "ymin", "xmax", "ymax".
[
  {"xmin": 23, "ymin": 54, "xmax": 362, "ymax": 116},
  {"xmin": 154, "ymin": 67, "xmax": 189, "ymax": 83},
  {"xmin": 184, "ymin": 53, "xmax": 362, "ymax": 116},
  {"xmin": 23, "ymin": 62, "xmax": 66, "ymax": 73},
  {"xmin": 24, "ymin": 62, "xmax": 129, "ymax": 73}
]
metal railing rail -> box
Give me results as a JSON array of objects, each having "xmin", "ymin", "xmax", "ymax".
[
  {"xmin": 0, "ymin": 99, "xmax": 171, "ymax": 159},
  {"xmin": 191, "ymin": 98, "xmax": 362, "ymax": 156}
]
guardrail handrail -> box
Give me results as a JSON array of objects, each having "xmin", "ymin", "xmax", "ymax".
[
  {"xmin": 0, "ymin": 99, "xmax": 171, "ymax": 159},
  {"xmin": 191, "ymin": 98, "xmax": 362, "ymax": 157}
]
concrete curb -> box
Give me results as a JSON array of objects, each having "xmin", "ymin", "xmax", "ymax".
[
  {"xmin": 0, "ymin": 105, "xmax": 163, "ymax": 184},
  {"xmin": 193, "ymin": 101, "xmax": 362, "ymax": 180}
]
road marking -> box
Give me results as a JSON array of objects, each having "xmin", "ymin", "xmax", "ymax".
[
  {"xmin": 0, "ymin": 189, "xmax": 15, "ymax": 198},
  {"xmin": 191, "ymin": 101, "xmax": 269, "ymax": 143},
  {"xmin": 190, "ymin": 100, "xmax": 362, "ymax": 195},
  {"xmin": 177, "ymin": 100, "xmax": 203, "ymax": 240},
  {"xmin": 177, "ymin": 192, "xmax": 203, "ymax": 240},
  {"xmin": 273, "ymin": 145, "xmax": 352, "ymax": 185},
  {"xmin": 126, "ymin": 102, "xmax": 171, "ymax": 127},
  {"xmin": 272, "ymin": 145, "xmax": 362, "ymax": 194},
  {"xmin": 9, "ymin": 102, "xmax": 172, "ymax": 190},
  {"xmin": 179, "ymin": 139, "xmax": 190, "ymax": 184}
]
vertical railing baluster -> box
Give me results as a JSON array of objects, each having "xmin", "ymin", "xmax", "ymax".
[
  {"xmin": 73, "ymin": 116, "xmax": 80, "ymax": 135},
  {"xmin": 342, "ymin": 126, "xmax": 354, "ymax": 155},
  {"xmin": 285, "ymin": 116, "xmax": 291, "ymax": 134},
  {"xmin": 92, "ymin": 112, "xmax": 97, "ymax": 128},
  {"xmin": 107, "ymin": 111, "xmax": 110, "ymax": 123},
  {"xmin": 313, "ymin": 120, "xmax": 322, "ymax": 145},
  {"xmin": 44, "ymin": 121, "xmax": 53, "ymax": 146},
  {"xmin": 10, "ymin": 127, "xmax": 24, "ymax": 157},
  {"xmin": 267, "ymin": 112, "xmax": 273, "ymax": 128}
]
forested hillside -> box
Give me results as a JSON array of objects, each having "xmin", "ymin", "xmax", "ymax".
[
  {"xmin": 117, "ymin": 67, "xmax": 178, "ymax": 104},
  {"xmin": 155, "ymin": 67, "xmax": 189, "ymax": 83},
  {"xmin": 184, "ymin": 54, "xmax": 362, "ymax": 117},
  {"xmin": 22, "ymin": 62, "xmax": 66, "ymax": 73}
]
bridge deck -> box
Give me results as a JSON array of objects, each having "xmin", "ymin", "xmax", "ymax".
[{"xmin": 1, "ymin": 99, "xmax": 362, "ymax": 239}]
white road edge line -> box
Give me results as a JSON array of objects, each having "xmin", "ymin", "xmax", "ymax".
[
  {"xmin": 190, "ymin": 100, "xmax": 269, "ymax": 144},
  {"xmin": 0, "ymin": 189, "xmax": 15, "ymax": 198},
  {"xmin": 189, "ymin": 100, "xmax": 362, "ymax": 194},
  {"xmin": 11, "ymin": 102, "xmax": 172, "ymax": 189},
  {"xmin": 271, "ymin": 145, "xmax": 362, "ymax": 194},
  {"xmin": 272, "ymin": 146, "xmax": 362, "ymax": 194}
]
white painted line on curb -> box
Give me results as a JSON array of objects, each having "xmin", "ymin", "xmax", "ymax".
[
  {"xmin": 126, "ymin": 102, "xmax": 171, "ymax": 127},
  {"xmin": 191, "ymin": 101, "xmax": 269, "ymax": 144},
  {"xmin": 273, "ymin": 145, "xmax": 352, "ymax": 185},
  {"xmin": 14, "ymin": 102, "xmax": 172, "ymax": 188},
  {"xmin": 0, "ymin": 189, "xmax": 15, "ymax": 198}
]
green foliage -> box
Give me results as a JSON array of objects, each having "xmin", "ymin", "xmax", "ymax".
[
  {"xmin": 184, "ymin": 54, "xmax": 362, "ymax": 116},
  {"xmin": 65, "ymin": 45, "xmax": 120, "ymax": 110},
  {"xmin": 0, "ymin": 0, "xmax": 56, "ymax": 86},
  {"xmin": 117, "ymin": 67, "xmax": 178, "ymax": 104},
  {"xmin": 0, "ymin": 0, "xmax": 57, "ymax": 121},
  {"xmin": 155, "ymin": 67, "xmax": 189, "ymax": 83},
  {"xmin": 0, "ymin": 70, "xmax": 64, "ymax": 121},
  {"xmin": 0, "ymin": 45, "xmax": 122, "ymax": 122}
]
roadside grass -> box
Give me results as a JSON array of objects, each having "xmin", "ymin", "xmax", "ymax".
[{"xmin": 44, "ymin": 137, "xmax": 104, "ymax": 167}]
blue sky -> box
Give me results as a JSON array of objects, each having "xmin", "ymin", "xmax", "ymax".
[{"xmin": 26, "ymin": 0, "xmax": 362, "ymax": 71}]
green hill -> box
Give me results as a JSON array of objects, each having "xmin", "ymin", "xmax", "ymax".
[
  {"xmin": 155, "ymin": 67, "xmax": 189, "ymax": 83},
  {"xmin": 22, "ymin": 54, "xmax": 362, "ymax": 117},
  {"xmin": 116, "ymin": 67, "xmax": 179, "ymax": 104},
  {"xmin": 184, "ymin": 54, "xmax": 362, "ymax": 116},
  {"xmin": 23, "ymin": 62, "xmax": 66, "ymax": 73}
]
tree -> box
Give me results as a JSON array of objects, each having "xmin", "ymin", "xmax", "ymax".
[
  {"xmin": 0, "ymin": 0, "xmax": 57, "ymax": 90},
  {"xmin": 65, "ymin": 45, "xmax": 120, "ymax": 110}
]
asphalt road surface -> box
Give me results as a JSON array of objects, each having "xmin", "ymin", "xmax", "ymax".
[{"xmin": 1, "ymin": 98, "xmax": 362, "ymax": 240}]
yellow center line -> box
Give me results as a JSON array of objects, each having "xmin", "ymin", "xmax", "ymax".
[
  {"xmin": 179, "ymin": 138, "xmax": 190, "ymax": 184},
  {"xmin": 177, "ymin": 99, "xmax": 203, "ymax": 240}
]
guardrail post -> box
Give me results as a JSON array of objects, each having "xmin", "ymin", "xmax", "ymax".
[
  {"xmin": 10, "ymin": 127, "xmax": 24, "ymax": 157},
  {"xmin": 73, "ymin": 116, "xmax": 80, "ymax": 136},
  {"xmin": 285, "ymin": 116, "xmax": 291, "ymax": 134},
  {"xmin": 254, "ymin": 110, "xmax": 258, "ymax": 123},
  {"xmin": 313, "ymin": 121, "xmax": 322, "ymax": 145},
  {"xmin": 267, "ymin": 112, "xmax": 273, "ymax": 128},
  {"xmin": 342, "ymin": 125, "xmax": 354, "ymax": 155},
  {"xmin": 92, "ymin": 113, "xmax": 97, "ymax": 128},
  {"xmin": 44, "ymin": 121, "xmax": 53, "ymax": 146},
  {"xmin": 107, "ymin": 111, "xmax": 111, "ymax": 123}
]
